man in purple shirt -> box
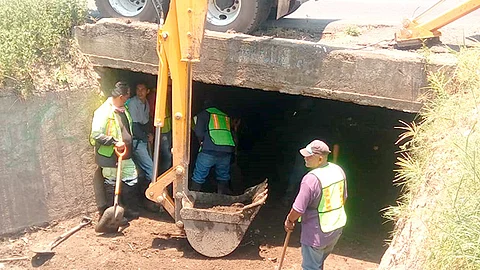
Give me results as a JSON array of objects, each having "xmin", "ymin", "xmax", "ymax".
[{"xmin": 284, "ymin": 140, "xmax": 347, "ymax": 270}]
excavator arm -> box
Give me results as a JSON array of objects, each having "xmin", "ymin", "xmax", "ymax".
[
  {"xmin": 396, "ymin": 0, "xmax": 480, "ymax": 47},
  {"xmin": 146, "ymin": 0, "xmax": 207, "ymax": 224},
  {"xmin": 145, "ymin": 0, "xmax": 269, "ymax": 258}
]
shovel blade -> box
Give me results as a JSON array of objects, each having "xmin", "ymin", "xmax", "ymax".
[
  {"xmin": 31, "ymin": 248, "xmax": 55, "ymax": 256},
  {"xmin": 95, "ymin": 206, "xmax": 124, "ymax": 233}
]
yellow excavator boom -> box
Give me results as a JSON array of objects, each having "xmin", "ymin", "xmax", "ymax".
[
  {"xmin": 396, "ymin": 0, "xmax": 480, "ymax": 46},
  {"xmin": 147, "ymin": 0, "xmax": 208, "ymax": 222},
  {"xmin": 145, "ymin": 0, "xmax": 268, "ymax": 258}
]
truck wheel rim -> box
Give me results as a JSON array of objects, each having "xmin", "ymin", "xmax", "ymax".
[
  {"xmin": 207, "ymin": 0, "xmax": 241, "ymax": 27},
  {"xmin": 108, "ymin": 0, "xmax": 147, "ymax": 17}
]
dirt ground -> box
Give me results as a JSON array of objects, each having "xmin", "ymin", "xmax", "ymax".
[
  {"xmin": 254, "ymin": 21, "xmax": 480, "ymax": 50},
  {"xmin": 0, "ymin": 202, "xmax": 380, "ymax": 270}
]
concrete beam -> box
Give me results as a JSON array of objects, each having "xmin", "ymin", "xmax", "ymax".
[{"xmin": 74, "ymin": 19, "xmax": 456, "ymax": 113}]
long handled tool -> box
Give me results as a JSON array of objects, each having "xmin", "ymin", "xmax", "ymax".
[
  {"xmin": 277, "ymin": 231, "xmax": 292, "ymax": 270},
  {"xmin": 31, "ymin": 217, "xmax": 92, "ymax": 256},
  {"xmin": 95, "ymin": 146, "xmax": 126, "ymax": 233}
]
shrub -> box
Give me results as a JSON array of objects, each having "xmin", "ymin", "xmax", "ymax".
[
  {"xmin": 386, "ymin": 48, "xmax": 480, "ymax": 269},
  {"xmin": 0, "ymin": 0, "xmax": 87, "ymax": 94}
]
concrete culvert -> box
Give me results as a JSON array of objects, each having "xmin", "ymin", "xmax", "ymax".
[{"xmin": 90, "ymin": 67, "xmax": 415, "ymax": 265}]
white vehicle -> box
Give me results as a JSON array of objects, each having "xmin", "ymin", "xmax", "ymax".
[{"xmin": 95, "ymin": 0, "xmax": 307, "ymax": 33}]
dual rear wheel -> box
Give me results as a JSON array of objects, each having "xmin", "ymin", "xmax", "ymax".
[{"xmin": 95, "ymin": 0, "xmax": 274, "ymax": 33}]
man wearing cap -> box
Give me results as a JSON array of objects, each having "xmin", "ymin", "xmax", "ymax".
[{"xmin": 284, "ymin": 140, "xmax": 347, "ymax": 270}]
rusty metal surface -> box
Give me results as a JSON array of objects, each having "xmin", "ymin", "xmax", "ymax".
[{"xmin": 180, "ymin": 180, "xmax": 268, "ymax": 257}]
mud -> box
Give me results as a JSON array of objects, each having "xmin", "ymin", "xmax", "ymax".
[
  {"xmin": 0, "ymin": 206, "xmax": 379, "ymax": 270},
  {"xmin": 209, "ymin": 204, "xmax": 244, "ymax": 213}
]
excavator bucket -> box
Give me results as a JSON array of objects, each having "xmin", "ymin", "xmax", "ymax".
[
  {"xmin": 180, "ymin": 180, "xmax": 268, "ymax": 257},
  {"xmin": 148, "ymin": 0, "xmax": 268, "ymax": 258}
]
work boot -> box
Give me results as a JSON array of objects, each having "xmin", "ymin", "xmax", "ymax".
[
  {"xmin": 190, "ymin": 181, "xmax": 202, "ymax": 192},
  {"xmin": 143, "ymin": 198, "xmax": 162, "ymax": 213},
  {"xmin": 124, "ymin": 208, "xmax": 140, "ymax": 220},
  {"xmin": 119, "ymin": 217, "xmax": 129, "ymax": 227},
  {"xmin": 217, "ymin": 181, "xmax": 232, "ymax": 195}
]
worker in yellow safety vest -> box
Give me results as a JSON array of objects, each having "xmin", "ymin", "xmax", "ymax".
[
  {"xmin": 90, "ymin": 81, "xmax": 140, "ymax": 220},
  {"xmin": 284, "ymin": 140, "xmax": 347, "ymax": 270},
  {"xmin": 190, "ymin": 100, "xmax": 236, "ymax": 194}
]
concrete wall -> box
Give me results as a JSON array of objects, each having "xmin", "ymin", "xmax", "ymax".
[
  {"xmin": 74, "ymin": 19, "xmax": 457, "ymax": 113},
  {"xmin": 0, "ymin": 89, "xmax": 100, "ymax": 235}
]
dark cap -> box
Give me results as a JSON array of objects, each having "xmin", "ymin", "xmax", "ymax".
[{"xmin": 300, "ymin": 140, "xmax": 331, "ymax": 157}]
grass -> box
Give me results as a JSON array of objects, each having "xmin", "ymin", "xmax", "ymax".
[
  {"xmin": 385, "ymin": 48, "xmax": 480, "ymax": 269},
  {"xmin": 0, "ymin": 0, "xmax": 87, "ymax": 96},
  {"xmin": 344, "ymin": 25, "xmax": 361, "ymax": 37}
]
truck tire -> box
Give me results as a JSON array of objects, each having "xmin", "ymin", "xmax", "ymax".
[
  {"xmin": 206, "ymin": 0, "xmax": 273, "ymax": 34},
  {"xmin": 95, "ymin": 0, "xmax": 158, "ymax": 22}
]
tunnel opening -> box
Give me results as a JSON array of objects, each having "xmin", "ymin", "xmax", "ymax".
[{"xmin": 97, "ymin": 67, "xmax": 415, "ymax": 264}]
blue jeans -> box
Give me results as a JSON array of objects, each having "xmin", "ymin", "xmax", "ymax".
[
  {"xmin": 159, "ymin": 132, "xmax": 172, "ymax": 175},
  {"xmin": 132, "ymin": 140, "xmax": 153, "ymax": 182},
  {"xmin": 192, "ymin": 151, "xmax": 231, "ymax": 184},
  {"xmin": 301, "ymin": 234, "xmax": 341, "ymax": 270}
]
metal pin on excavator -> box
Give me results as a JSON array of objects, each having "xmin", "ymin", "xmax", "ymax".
[{"xmin": 145, "ymin": 0, "xmax": 268, "ymax": 257}]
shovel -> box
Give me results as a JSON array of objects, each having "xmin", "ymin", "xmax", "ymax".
[
  {"xmin": 95, "ymin": 146, "xmax": 126, "ymax": 233},
  {"xmin": 31, "ymin": 217, "xmax": 92, "ymax": 256}
]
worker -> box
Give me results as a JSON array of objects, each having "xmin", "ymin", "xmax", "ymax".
[
  {"xmin": 90, "ymin": 81, "xmax": 140, "ymax": 219},
  {"xmin": 284, "ymin": 140, "xmax": 347, "ymax": 270},
  {"xmin": 127, "ymin": 83, "xmax": 154, "ymax": 182},
  {"xmin": 190, "ymin": 100, "xmax": 236, "ymax": 194},
  {"xmin": 146, "ymin": 85, "xmax": 173, "ymax": 175}
]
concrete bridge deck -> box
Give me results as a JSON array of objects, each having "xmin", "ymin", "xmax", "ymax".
[{"xmin": 74, "ymin": 19, "xmax": 456, "ymax": 113}]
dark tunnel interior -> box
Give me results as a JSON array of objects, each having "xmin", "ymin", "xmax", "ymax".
[{"xmin": 98, "ymin": 68, "xmax": 416, "ymax": 263}]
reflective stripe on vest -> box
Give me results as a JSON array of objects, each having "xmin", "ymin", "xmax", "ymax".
[
  {"xmin": 206, "ymin": 108, "xmax": 235, "ymax": 147},
  {"xmin": 310, "ymin": 163, "xmax": 347, "ymax": 233}
]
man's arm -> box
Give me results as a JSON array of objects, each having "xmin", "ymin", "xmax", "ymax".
[
  {"xmin": 341, "ymin": 167, "xmax": 348, "ymax": 203},
  {"xmin": 90, "ymin": 110, "xmax": 117, "ymax": 146},
  {"xmin": 132, "ymin": 122, "xmax": 148, "ymax": 141},
  {"xmin": 283, "ymin": 174, "xmax": 315, "ymax": 232},
  {"xmin": 284, "ymin": 208, "xmax": 302, "ymax": 232}
]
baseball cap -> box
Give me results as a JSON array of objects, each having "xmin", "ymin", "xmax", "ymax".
[{"xmin": 300, "ymin": 140, "xmax": 331, "ymax": 157}]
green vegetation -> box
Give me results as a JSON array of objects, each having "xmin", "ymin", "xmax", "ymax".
[
  {"xmin": 344, "ymin": 25, "xmax": 361, "ymax": 37},
  {"xmin": 0, "ymin": 0, "xmax": 87, "ymax": 95},
  {"xmin": 386, "ymin": 48, "xmax": 480, "ymax": 269}
]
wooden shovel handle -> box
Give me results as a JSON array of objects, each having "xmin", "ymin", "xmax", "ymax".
[
  {"xmin": 114, "ymin": 144, "xmax": 126, "ymax": 199},
  {"xmin": 277, "ymin": 231, "xmax": 292, "ymax": 270}
]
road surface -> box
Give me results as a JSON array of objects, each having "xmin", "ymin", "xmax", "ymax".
[{"xmin": 288, "ymin": 0, "xmax": 480, "ymax": 26}]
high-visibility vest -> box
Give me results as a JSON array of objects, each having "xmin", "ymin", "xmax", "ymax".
[
  {"xmin": 161, "ymin": 102, "xmax": 172, "ymax": 133},
  {"xmin": 206, "ymin": 107, "xmax": 235, "ymax": 147},
  {"xmin": 90, "ymin": 99, "xmax": 133, "ymax": 157},
  {"xmin": 310, "ymin": 163, "xmax": 347, "ymax": 233}
]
